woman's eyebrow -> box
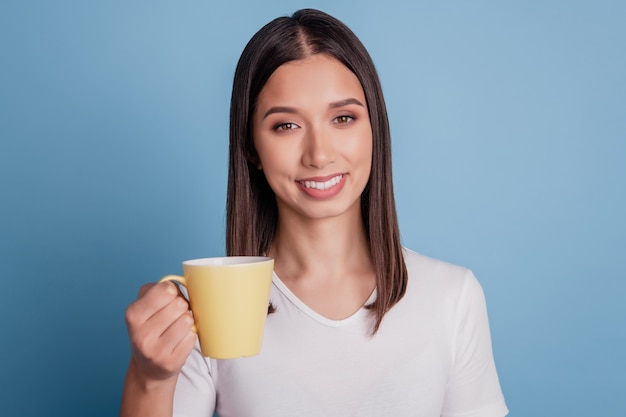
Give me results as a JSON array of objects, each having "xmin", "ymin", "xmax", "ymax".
[
  {"xmin": 262, "ymin": 98, "xmax": 364, "ymax": 119},
  {"xmin": 262, "ymin": 106, "xmax": 297, "ymax": 119},
  {"xmin": 329, "ymin": 98, "xmax": 364, "ymax": 108}
]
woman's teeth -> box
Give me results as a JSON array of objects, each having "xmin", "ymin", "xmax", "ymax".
[{"xmin": 300, "ymin": 175, "xmax": 343, "ymax": 190}]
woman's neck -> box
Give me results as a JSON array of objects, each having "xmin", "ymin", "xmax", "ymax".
[
  {"xmin": 268, "ymin": 210, "xmax": 376, "ymax": 320},
  {"xmin": 268, "ymin": 207, "xmax": 373, "ymax": 284}
]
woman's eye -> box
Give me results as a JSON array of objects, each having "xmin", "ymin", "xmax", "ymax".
[
  {"xmin": 333, "ymin": 115, "xmax": 354, "ymax": 124},
  {"xmin": 274, "ymin": 122, "xmax": 298, "ymax": 132}
]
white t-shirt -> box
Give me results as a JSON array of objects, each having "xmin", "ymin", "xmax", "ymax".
[{"xmin": 173, "ymin": 249, "xmax": 508, "ymax": 417}]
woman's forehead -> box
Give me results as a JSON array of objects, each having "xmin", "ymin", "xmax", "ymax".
[{"xmin": 256, "ymin": 55, "xmax": 365, "ymax": 110}]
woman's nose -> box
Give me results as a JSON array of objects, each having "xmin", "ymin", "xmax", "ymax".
[{"xmin": 301, "ymin": 126, "xmax": 336, "ymax": 168}]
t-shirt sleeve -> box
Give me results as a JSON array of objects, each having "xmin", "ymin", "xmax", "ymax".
[
  {"xmin": 441, "ymin": 271, "xmax": 509, "ymax": 417},
  {"xmin": 172, "ymin": 341, "xmax": 216, "ymax": 417}
]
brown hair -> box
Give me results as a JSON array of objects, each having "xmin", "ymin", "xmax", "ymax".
[{"xmin": 226, "ymin": 8, "xmax": 407, "ymax": 333}]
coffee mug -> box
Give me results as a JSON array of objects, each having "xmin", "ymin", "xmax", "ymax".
[{"xmin": 159, "ymin": 256, "xmax": 274, "ymax": 359}]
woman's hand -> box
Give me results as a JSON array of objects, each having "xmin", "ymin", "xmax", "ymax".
[
  {"xmin": 124, "ymin": 282, "xmax": 197, "ymax": 385},
  {"xmin": 120, "ymin": 282, "xmax": 196, "ymax": 417}
]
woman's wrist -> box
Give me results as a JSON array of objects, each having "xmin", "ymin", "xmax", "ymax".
[
  {"xmin": 120, "ymin": 360, "xmax": 178, "ymax": 417},
  {"xmin": 127, "ymin": 359, "xmax": 179, "ymax": 394}
]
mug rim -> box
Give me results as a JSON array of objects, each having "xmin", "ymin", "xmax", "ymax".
[{"xmin": 183, "ymin": 256, "xmax": 273, "ymax": 267}]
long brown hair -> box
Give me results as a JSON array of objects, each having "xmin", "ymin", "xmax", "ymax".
[{"xmin": 226, "ymin": 8, "xmax": 407, "ymax": 333}]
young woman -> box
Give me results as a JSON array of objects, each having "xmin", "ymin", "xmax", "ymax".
[{"xmin": 121, "ymin": 9, "xmax": 508, "ymax": 417}]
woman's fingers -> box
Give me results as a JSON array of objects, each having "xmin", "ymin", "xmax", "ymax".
[
  {"xmin": 158, "ymin": 310, "xmax": 196, "ymax": 359},
  {"xmin": 143, "ymin": 296, "xmax": 192, "ymax": 342},
  {"xmin": 126, "ymin": 282, "xmax": 180, "ymax": 327},
  {"xmin": 124, "ymin": 281, "xmax": 196, "ymax": 381}
]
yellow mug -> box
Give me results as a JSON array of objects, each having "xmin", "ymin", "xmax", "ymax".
[{"xmin": 159, "ymin": 256, "xmax": 274, "ymax": 359}]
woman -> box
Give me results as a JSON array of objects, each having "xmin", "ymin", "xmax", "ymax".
[{"xmin": 121, "ymin": 9, "xmax": 508, "ymax": 417}]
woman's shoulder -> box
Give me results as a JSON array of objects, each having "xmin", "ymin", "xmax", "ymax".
[
  {"xmin": 401, "ymin": 247, "xmax": 481, "ymax": 295},
  {"xmin": 396, "ymin": 247, "xmax": 488, "ymax": 324},
  {"xmin": 402, "ymin": 247, "xmax": 470, "ymax": 277}
]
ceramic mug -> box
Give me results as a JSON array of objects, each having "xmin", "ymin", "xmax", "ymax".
[{"xmin": 159, "ymin": 256, "xmax": 274, "ymax": 359}]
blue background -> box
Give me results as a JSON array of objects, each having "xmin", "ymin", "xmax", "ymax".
[{"xmin": 1, "ymin": 1, "xmax": 624, "ymax": 416}]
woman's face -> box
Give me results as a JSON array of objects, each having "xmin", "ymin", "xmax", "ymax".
[{"xmin": 252, "ymin": 54, "xmax": 373, "ymax": 223}]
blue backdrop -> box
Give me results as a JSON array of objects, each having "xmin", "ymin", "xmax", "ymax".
[{"xmin": 1, "ymin": 1, "xmax": 624, "ymax": 416}]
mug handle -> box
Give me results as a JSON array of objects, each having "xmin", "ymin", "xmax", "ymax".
[{"xmin": 158, "ymin": 275, "xmax": 197, "ymax": 333}]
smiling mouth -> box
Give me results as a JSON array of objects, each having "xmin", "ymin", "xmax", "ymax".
[{"xmin": 298, "ymin": 174, "xmax": 344, "ymax": 190}]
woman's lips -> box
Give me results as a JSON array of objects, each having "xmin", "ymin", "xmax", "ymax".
[
  {"xmin": 298, "ymin": 174, "xmax": 344, "ymax": 190},
  {"xmin": 297, "ymin": 174, "xmax": 346, "ymax": 198}
]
